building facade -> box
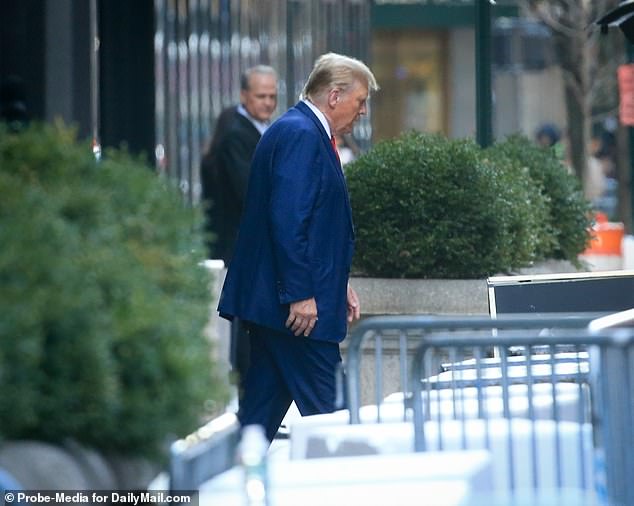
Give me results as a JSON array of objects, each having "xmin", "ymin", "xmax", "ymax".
[
  {"xmin": 154, "ymin": 0, "xmax": 372, "ymax": 204},
  {"xmin": 2, "ymin": 0, "xmax": 566, "ymax": 205},
  {"xmin": 370, "ymin": 0, "xmax": 566, "ymax": 142},
  {"xmin": 1, "ymin": 0, "xmax": 371, "ymax": 205}
]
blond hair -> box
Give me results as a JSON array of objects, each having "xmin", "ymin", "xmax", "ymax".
[{"xmin": 301, "ymin": 53, "xmax": 378, "ymax": 102}]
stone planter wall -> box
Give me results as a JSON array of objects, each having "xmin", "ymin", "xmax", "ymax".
[{"xmin": 350, "ymin": 277, "xmax": 490, "ymax": 316}]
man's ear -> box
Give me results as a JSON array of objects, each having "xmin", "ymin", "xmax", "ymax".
[{"xmin": 327, "ymin": 89, "xmax": 339, "ymax": 109}]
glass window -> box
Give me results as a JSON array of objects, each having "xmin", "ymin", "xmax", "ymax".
[{"xmin": 372, "ymin": 29, "xmax": 447, "ymax": 141}]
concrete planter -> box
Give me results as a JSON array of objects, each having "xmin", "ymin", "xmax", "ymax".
[
  {"xmin": 350, "ymin": 276, "xmax": 489, "ymax": 317},
  {"xmin": 349, "ymin": 260, "xmax": 579, "ymax": 317}
]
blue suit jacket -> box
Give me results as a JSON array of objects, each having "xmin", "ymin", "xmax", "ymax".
[{"xmin": 218, "ymin": 101, "xmax": 355, "ymax": 342}]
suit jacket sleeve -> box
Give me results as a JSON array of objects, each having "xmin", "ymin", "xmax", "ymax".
[{"xmin": 269, "ymin": 127, "xmax": 322, "ymax": 304}]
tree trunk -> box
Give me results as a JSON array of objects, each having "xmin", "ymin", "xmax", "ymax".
[
  {"xmin": 564, "ymin": 84, "xmax": 588, "ymax": 180},
  {"xmin": 553, "ymin": 31, "xmax": 591, "ymax": 192}
]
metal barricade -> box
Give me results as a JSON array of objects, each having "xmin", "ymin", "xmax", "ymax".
[
  {"xmin": 345, "ymin": 313, "xmax": 604, "ymax": 424},
  {"xmin": 409, "ymin": 326, "xmax": 634, "ymax": 506},
  {"xmin": 588, "ymin": 308, "xmax": 634, "ymax": 506},
  {"xmin": 169, "ymin": 412, "xmax": 240, "ymax": 493},
  {"xmin": 343, "ymin": 313, "xmax": 633, "ymax": 504}
]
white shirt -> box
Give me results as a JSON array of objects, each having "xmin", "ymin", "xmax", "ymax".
[
  {"xmin": 302, "ymin": 99, "xmax": 332, "ymax": 139},
  {"xmin": 237, "ymin": 104, "xmax": 269, "ymax": 135}
]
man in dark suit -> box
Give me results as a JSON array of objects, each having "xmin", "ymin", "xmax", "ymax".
[
  {"xmin": 218, "ymin": 53, "xmax": 379, "ymax": 441},
  {"xmin": 200, "ymin": 65, "xmax": 278, "ymax": 393},
  {"xmin": 200, "ymin": 65, "xmax": 278, "ymax": 263}
]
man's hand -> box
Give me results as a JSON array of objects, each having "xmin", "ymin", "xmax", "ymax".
[
  {"xmin": 286, "ymin": 297, "xmax": 318, "ymax": 336},
  {"xmin": 347, "ymin": 284, "xmax": 361, "ymax": 322}
]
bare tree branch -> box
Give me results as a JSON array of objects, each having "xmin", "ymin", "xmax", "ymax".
[
  {"xmin": 529, "ymin": 5, "xmax": 578, "ymax": 38},
  {"xmin": 515, "ymin": 0, "xmax": 624, "ymax": 191},
  {"xmin": 590, "ymin": 63, "xmax": 620, "ymax": 100},
  {"xmin": 561, "ymin": 67, "xmax": 586, "ymax": 107}
]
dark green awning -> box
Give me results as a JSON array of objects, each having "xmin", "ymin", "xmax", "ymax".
[{"xmin": 372, "ymin": 0, "xmax": 518, "ymax": 29}]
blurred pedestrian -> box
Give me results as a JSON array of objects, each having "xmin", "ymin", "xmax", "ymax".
[
  {"xmin": 534, "ymin": 123, "xmax": 561, "ymax": 149},
  {"xmin": 218, "ymin": 52, "xmax": 379, "ymax": 441},
  {"xmin": 200, "ymin": 65, "xmax": 278, "ymax": 398},
  {"xmin": 535, "ymin": 122, "xmax": 570, "ymax": 172}
]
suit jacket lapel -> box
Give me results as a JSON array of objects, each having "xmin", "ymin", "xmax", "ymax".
[
  {"xmin": 295, "ymin": 102, "xmax": 341, "ymax": 171},
  {"xmin": 294, "ymin": 102, "xmax": 354, "ymax": 235}
]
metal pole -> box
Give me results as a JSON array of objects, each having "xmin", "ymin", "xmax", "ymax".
[
  {"xmin": 89, "ymin": 0, "xmax": 101, "ymax": 160},
  {"xmin": 475, "ymin": 0, "xmax": 493, "ymax": 147}
]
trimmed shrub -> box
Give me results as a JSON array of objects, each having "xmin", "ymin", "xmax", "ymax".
[
  {"xmin": 486, "ymin": 135, "xmax": 592, "ymax": 262},
  {"xmin": 0, "ymin": 123, "xmax": 226, "ymax": 459},
  {"xmin": 347, "ymin": 132, "xmax": 539, "ymax": 278},
  {"xmin": 346, "ymin": 131, "xmax": 591, "ymax": 279}
]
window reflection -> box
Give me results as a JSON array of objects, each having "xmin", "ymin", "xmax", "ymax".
[{"xmin": 372, "ymin": 30, "xmax": 447, "ymax": 141}]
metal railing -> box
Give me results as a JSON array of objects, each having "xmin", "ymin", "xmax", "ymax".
[
  {"xmin": 169, "ymin": 412, "xmax": 240, "ymax": 493},
  {"xmin": 344, "ymin": 313, "xmax": 605, "ymax": 424},
  {"xmin": 343, "ymin": 312, "xmax": 633, "ymax": 505},
  {"xmin": 411, "ymin": 328, "xmax": 633, "ymax": 505}
]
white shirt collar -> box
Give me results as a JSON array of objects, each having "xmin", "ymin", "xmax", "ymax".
[
  {"xmin": 237, "ymin": 104, "xmax": 269, "ymax": 135},
  {"xmin": 302, "ymin": 99, "xmax": 332, "ymax": 139}
]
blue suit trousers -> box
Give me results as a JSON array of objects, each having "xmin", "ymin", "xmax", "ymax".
[{"xmin": 237, "ymin": 323, "xmax": 342, "ymax": 442}]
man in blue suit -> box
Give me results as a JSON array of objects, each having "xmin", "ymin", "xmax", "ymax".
[{"xmin": 218, "ymin": 53, "xmax": 378, "ymax": 441}]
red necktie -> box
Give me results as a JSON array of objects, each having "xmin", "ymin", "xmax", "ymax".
[{"xmin": 330, "ymin": 135, "xmax": 341, "ymax": 164}]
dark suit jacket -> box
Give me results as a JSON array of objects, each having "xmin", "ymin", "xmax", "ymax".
[
  {"xmin": 218, "ymin": 101, "xmax": 355, "ymax": 342},
  {"xmin": 200, "ymin": 106, "xmax": 261, "ymax": 263}
]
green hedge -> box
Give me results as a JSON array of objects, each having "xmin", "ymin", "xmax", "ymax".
[
  {"xmin": 485, "ymin": 134, "xmax": 592, "ymax": 262},
  {"xmin": 346, "ymin": 131, "xmax": 591, "ymax": 279},
  {"xmin": 0, "ymin": 123, "xmax": 226, "ymax": 458}
]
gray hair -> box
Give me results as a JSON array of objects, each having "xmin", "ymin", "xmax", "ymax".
[
  {"xmin": 301, "ymin": 53, "xmax": 379, "ymax": 102},
  {"xmin": 241, "ymin": 65, "xmax": 278, "ymax": 91}
]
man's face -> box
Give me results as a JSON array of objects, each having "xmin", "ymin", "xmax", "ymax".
[
  {"xmin": 331, "ymin": 80, "xmax": 368, "ymax": 135},
  {"xmin": 241, "ymin": 73, "xmax": 278, "ymax": 122}
]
